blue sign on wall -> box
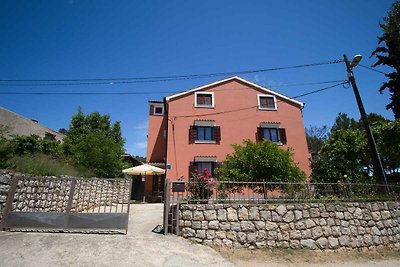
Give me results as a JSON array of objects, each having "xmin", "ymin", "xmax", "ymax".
[{"xmin": 166, "ymin": 163, "xmax": 171, "ymax": 169}]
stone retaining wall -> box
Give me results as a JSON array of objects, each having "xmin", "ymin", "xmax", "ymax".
[
  {"xmin": 0, "ymin": 170, "xmax": 130, "ymax": 223},
  {"xmin": 178, "ymin": 202, "xmax": 400, "ymax": 250}
]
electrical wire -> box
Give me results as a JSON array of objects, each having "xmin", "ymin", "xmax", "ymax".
[
  {"xmin": 173, "ymin": 81, "xmax": 348, "ymax": 118},
  {"xmin": 0, "ymin": 79, "xmax": 346, "ymax": 88},
  {"xmin": 0, "ymin": 59, "xmax": 343, "ymax": 84},
  {"xmin": 0, "ymin": 80, "xmax": 347, "ymax": 95},
  {"xmin": 359, "ymin": 64, "xmax": 388, "ymax": 75}
]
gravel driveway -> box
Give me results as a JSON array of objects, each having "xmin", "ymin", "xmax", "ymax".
[
  {"xmin": 1, "ymin": 204, "xmax": 399, "ymax": 267},
  {"xmin": 0, "ymin": 204, "xmax": 234, "ymax": 267}
]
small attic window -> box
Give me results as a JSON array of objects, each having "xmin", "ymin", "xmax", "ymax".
[
  {"xmin": 195, "ymin": 92, "xmax": 214, "ymax": 108},
  {"xmin": 258, "ymin": 94, "xmax": 277, "ymax": 110},
  {"xmin": 45, "ymin": 132, "xmax": 56, "ymax": 140},
  {"xmin": 153, "ymin": 105, "xmax": 164, "ymax": 115}
]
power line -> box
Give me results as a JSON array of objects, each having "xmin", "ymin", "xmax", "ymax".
[
  {"xmin": 264, "ymin": 80, "xmax": 346, "ymax": 88},
  {"xmin": 173, "ymin": 81, "xmax": 348, "ymax": 118},
  {"xmin": 0, "ymin": 80, "xmax": 348, "ymax": 95},
  {"xmin": 0, "ymin": 91, "xmax": 179, "ymax": 95},
  {"xmin": 0, "ymin": 59, "xmax": 342, "ymax": 84},
  {"xmin": 359, "ymin": 64, "xmax": 388, "ymax": 75},
  {"xmin": 0, "ymin": 78, "xmax": 346, "ymax": 88}
]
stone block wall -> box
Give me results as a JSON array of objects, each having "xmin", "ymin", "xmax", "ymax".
[
  {"xmin": 0, "ymin": 170, "xmax": 130, "ymax": 224},
  {"xmin": 178, "ymin": 202, "xmax": 400, "ymax": 250}
]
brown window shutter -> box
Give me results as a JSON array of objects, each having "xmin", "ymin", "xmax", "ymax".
[
  {"xmin": 189, "ymin": 161, "xmax": 196, "ymax": 179},
  {"xmin": 279, "ymin": 128, "xmax": 287, "ymax": 144},
  {"xmin": 149, "ymin": 105, "xmax": 154, "ymax": 115},
  {"xmin": 213, "ymin": 126, "xmax": 221, "ymax": 143},
  {"xmin": 212, "ymin": 162, "xmax": 221, "ymax": 178},
  {"xmin": 189, "ymin": 126, "xmax": 197, "ymax": 144},
  {"xmin": 257, "ymin": 127, "xmax": 264, "ymax": 142}
]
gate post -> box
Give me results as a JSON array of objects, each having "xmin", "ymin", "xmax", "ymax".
[
  {"xmin": 1, "ymin": 176, "xmax": 19, "ymax": 230},
  {"xmin": 64, "ymin": 178, "xmax": 77, "ymax": 228},
  {"xmin": 163, "ymin": 178, "xmax": 170, "ymax": 235}
]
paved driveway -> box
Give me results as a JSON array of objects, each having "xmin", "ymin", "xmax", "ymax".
[{"xmin": 0, "ymin": 204, "xmax": 234, "ymax": 267}]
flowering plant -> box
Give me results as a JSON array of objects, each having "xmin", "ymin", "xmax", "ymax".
[{"xmin": 188, "ymin": 168, "xmax": 215, "ymax": 201}]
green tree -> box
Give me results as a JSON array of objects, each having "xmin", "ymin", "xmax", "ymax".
[
  {"xmin": 331, "ymin": 112, "xmax": 389, "ymax": 132},
  {"xmin": 0, "ymin": 136, "xmax": 12, "ymax": 168},
  {"xmin": 373, "ymin": 119, "xmax": 400, "ymax": 183},
  {"xmin": 312, "ymin": 118, "xmax": 400, "ymax": 184},
  {"xmin": 331, "ymin": 112, "xmax": 358, "ymax": 132},
  {"xmin": 305, "ymin": 125, "xmax": 329, "ymax": 159},
  {"xmin": 58, "ymin": 128, "xmax": 68, "ymax": 135},
  {"xmin": 311, "ymin": 129, "xmax": 371, "ymax": 184},
  {"xmin": 371, "ymin": 1, "xmax": 400, "ymax": 118},
  {"xmin": 63, "ymin": 108, "xmax": 125, "ymax": 177},
  {"xmin": 11, "ymin": 135, "xmax": 41, "ymax": 155},
  {"xmin": 216, "ymin": 139, "xmax": 306, "ymax": 183}
]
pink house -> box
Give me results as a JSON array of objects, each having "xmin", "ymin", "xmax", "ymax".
[{"xmin": 146, "ymin": 76, "xmax": 311, "ymax": 197}]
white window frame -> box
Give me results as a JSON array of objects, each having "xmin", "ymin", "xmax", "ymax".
[
  {"xmin": 153, "ymin": 105, "xmax": 164, "ymax": 115},
  {"xmin": 195, "ymin": 92, "xmax": 215, "ymax": 108},
  {"xmin": 257, "ymin": 94, "xmax": 277, "ymax": 110}
]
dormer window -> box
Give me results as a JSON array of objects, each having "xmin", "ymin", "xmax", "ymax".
[
  {"xmin": 195, "ymin": 92, "xmax": 214, "ymax": 108},
  {"xmin": 153, "ymin": 105, "xmax": 164, "ymax": 115},
  {"xmin": 258, "ymin": 94, "xmax": 277, "ymax": 110}
]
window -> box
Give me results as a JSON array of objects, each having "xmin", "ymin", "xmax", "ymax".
[
  {"xmin": 45, "ymin": 132, "xmax": 56, "ymax": 140},
  {"xmin": 257, "ymin": 123, "xmax": 287, "ymax": 144},
  {"xmin": 197, "ymin": 126, "xmax": 213, "ymax": 140},
  {"xmin": 195, "ymin": 92, "xmax": 214, "ymax": 108},
  {"xmin": 195, "ymin": 162, "xmax": 214, "ymax": 175},
  {"xmin": 263, "ymin": 128, "xmax": 279, "ymax": 142},
  {"xmin": 189, "ymin": 122, "xmax": 221, "ymax": 144},
  {"xmin": 153, "ymin": 105, "xmax": 164, "ymax": 115},
  {"xmin": 189, "ymin": 157, "xmax": 219, "ymax": 178},
  {"xmin": 258, "ymin": 94, "xmax": 277, "ymax": 110}
]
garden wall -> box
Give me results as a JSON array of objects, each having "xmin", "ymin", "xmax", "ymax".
[
  {"xmin": 178, "ymin": 202, "xmax": 400, "ymax": 250},
  {"xmin": 0, "ymin": 169, "xmax": 130, "ymax": 224}
]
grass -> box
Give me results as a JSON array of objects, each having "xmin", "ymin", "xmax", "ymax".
[{"xmin": 6, "ymin": 153, "xmax": 94, "ymax": 177}]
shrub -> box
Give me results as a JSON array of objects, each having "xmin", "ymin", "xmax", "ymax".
[
  {"xmin": 7, "ymin": 153, "xmax": 93, "ymax": 177},
  {"xmin": 188, "ymin": 168, "xmax": 215, "ymax": 201}
]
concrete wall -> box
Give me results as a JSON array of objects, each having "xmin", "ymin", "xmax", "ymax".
[
  {"xmin": 178, "ymin": 202, "xmax": 400, "ymax": 250},
  {"xmin": 146, "ymin": 104, "xmax": 167, "ymax": 163}
]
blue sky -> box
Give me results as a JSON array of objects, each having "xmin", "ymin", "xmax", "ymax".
[{"xmin": 0, "ymin": 0, "xmax": 396, "ymax": 157}]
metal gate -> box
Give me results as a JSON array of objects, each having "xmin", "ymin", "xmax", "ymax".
[
  {"xmin": 163, "ymin": 179, "xmax": 181, "ymax": 235},
  {"xmin": 1, "ymin": 176, "xmax": 132, "ymax": 234}
]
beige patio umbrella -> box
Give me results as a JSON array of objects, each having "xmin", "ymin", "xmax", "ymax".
[
  {"xmin": 122, "ymin": 164, "xmax": 165, "ymax": 175},
  {"xmin": 122, "ymin": 164, "xmax": 165, "ymax": 202}
]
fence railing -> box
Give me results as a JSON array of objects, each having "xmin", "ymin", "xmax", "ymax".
[{"xmin": 167, "ymin": 180, "xmax": 400, "ymax": 204}]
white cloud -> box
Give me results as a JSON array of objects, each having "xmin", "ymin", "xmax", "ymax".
[
  {"xmin": 135, "ymin": 120, "xmax": 148, "ymax": 130},
  {"xmin": 134, "ymin": 141, "xmax": 147, "ymax": 149},
  {"xmin": 254, "ymin": 74, "xmax": 268, "ymax": 84}
]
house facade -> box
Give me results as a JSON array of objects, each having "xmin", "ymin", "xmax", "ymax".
[{"xmin": 146, "ymin": 76, "xmax": 311, "ymax": 195}]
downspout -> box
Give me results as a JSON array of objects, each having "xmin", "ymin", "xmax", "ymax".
[
  {"xmin": 300, "ymin": 103, "xmax": 305, "ymax": 117},
  {"xmin": 163, "ymin": 97, "xmax": 169, "ymax": 171}
]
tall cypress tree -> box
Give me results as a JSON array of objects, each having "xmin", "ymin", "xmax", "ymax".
[{"xmin": 371, "ymin": 1, "xmax": 400, "ymax": 119}]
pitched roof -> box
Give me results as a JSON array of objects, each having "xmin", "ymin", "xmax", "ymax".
[
  {"xmin": 0, "ymin": 106, "xmax": 65, "ymax": 141},
  {"xmin": 165, "ymin": 76, "xmax": 304, "ymax": 107}
]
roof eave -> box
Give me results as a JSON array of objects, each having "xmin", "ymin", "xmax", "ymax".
[{"xmin": 164, "ymin": 76, "xmax": 304, "ymax": 108}]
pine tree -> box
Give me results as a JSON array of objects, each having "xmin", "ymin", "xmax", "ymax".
[{"xmin": 371, "ymin": 1, "xmax": 400, "ymax": 118}]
